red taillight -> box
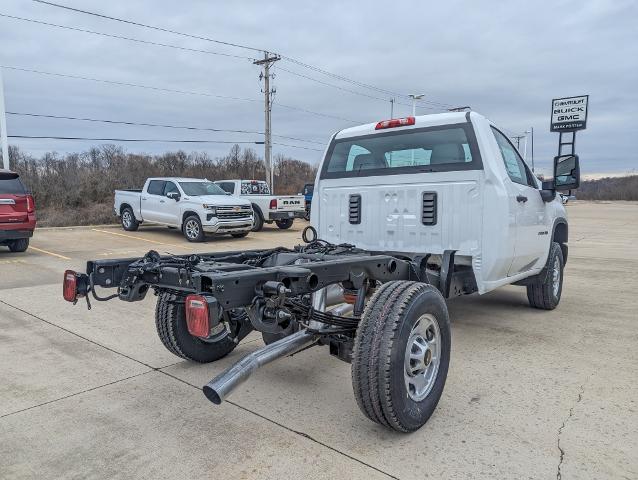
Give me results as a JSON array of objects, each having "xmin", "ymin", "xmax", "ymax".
[
  {"xmin": 185, "ymin": 295, "xmax": 210, "ymax": 338},
  {"xmin": 63, "ymin": 270, "xmax": 78, "ymax": 302},
  {"xmin": 375, "ymin": 116, "xmax": 416, "ymax": 130},
  {"xmin": 26, "ymin": 194, "xmax": 35, "ymax": 213},
  {"xmin": 269, "ymin": 199, "xmax": 277, "ymax": 209}
]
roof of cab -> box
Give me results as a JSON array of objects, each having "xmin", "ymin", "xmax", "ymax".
[
  {"xmin": 147, "ymin": 177, "xmax": 209, "ymax": 182},
  {"xmin": 334, "ymin": 111, "xmax": 486, "ymax": 140}
]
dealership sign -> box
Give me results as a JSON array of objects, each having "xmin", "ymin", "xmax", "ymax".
[{"xmin": 551, "ymin": 95, "xmax": 588, "ymax": 132}]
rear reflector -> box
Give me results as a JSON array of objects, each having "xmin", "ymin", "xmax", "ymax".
[
  {"xmin": 26, "ymin": 195, "xmax": 35, "ymax": 213},
  {"xmin": 375, "ymin": 116, "xmax": 415, "ymax": 130},
  {"xmin": 63, "ymin": 270, "xmax": 78, "ymax": 302},
  {"xmin": 269, "ymin": 199, "xmax": 277, "ymax": 209},
  {"xmin": 185, "ymin": 295, "xmax": 210, "ymax": 338}
]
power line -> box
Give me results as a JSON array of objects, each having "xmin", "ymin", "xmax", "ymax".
[
  {"xmin": 30, "ymin": 0, "xmax": 455, "ymax": 107},
  {"xmin": 0, "ymin": 13, "xmax": 255, "ymax": 60},
  {"xmin": 279, "ymin": 59, "xmax": 455, "ymax": 109},
  {"xmin": 275, "ymin": 102, "xmax": 361, "ymax": 123},
  {"xmin": 272, "ymin": 142, "xmax": 323, "ymax": 152},
  {"xmin": 8, "ymin": 135, "xmax": 263, "ymax": 144},
  {"xmin": 277, "ymin": 65, "xmax": 440, "ymax": 111},
  {"xmin": 31, "ymin": 0, "xmax": 264, "ymax": 53},
  {"xmin": 278, "ymin": 65, "xmax": 449, "ymax": 111},
  {"xmin": 1, "ymin": 65, "xmax": 258, "ymax": 103},
  {"xmin": 1, "ymin": 12, "xmax": 453, "ymax": 111},
  {"xmin": 9, "ymin": 134, "xmax": 324, "ymax": 152},
  {"xmin": 2, "ymin": 65, "xmax": 358, "ymax": 124},
  {"xmin": 6, "ymin": 111, "xmax": 326, "ymax": 145}
]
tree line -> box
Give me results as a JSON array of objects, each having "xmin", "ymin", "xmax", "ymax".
[{"xmin": 8, "ymin": 144, "xmax": 317, "ymax": 227}]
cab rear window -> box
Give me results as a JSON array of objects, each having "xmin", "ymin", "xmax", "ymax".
[
  {"xmin": 320, "ymin": 123, "xmax": 482, "ymax": 179},
  {"xmin": 241, "ymin": 181, "xmax": 270, "ymax": 195}
]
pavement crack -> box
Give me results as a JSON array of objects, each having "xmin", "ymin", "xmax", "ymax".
[
  {"xmin": 157, "ymin": 369, "xmax": 400, "ymax": 480},
  {"xmin": 0, "ymin": 371, "xmax": 153, "ymax": 419},
  {"xmin": 556, "ymin": 384, "xmax": 585, "ymax": 480}
]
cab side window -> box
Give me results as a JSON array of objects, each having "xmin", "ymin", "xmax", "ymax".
[
  {"xmin": 164, "ymin": 181, "xmax": 179, "ymax": 196},
  {"xmin": 491, "ymin": 127, "xmax": 534, "ymax": 187},
  {"xmin": 147, "ymin": 180, "xmax": 166, "ymax": 195}
]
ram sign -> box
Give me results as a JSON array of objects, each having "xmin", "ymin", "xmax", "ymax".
[{"xmin": 551, "ymin": 95, "xmax": 589, "ymax": 132}]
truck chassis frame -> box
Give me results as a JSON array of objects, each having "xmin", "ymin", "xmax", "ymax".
[{"xmin": 67, "ymin": 233, "xmax": 477, "ymax": 431}]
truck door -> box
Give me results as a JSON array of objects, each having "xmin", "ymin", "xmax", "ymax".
[
  {"xmin": 491, "ymin": 128, "xmax": 547, "ymax": 275},
  {"xmin": 158, "ymin": 181, "xmax": 182, "ymax": 225},
  {"xmin": 142, "ymin": 180, "xmax": 166, "ymax": 223}
]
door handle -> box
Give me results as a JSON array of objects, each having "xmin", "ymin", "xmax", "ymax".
[
  {"xmin": 142, "ymin": 197, "xmax": 147, "ymax": 201},
  {"xmin": 516, "ymin": 195, "xmax": 528, "ymax": 203},
  {"xmin": 160, "ymin": 200, "xmax": 165, "ymax": 203}
]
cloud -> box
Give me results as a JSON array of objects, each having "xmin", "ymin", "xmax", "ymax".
[{"xmin": 0, "ymin": 0, "xmax": 635, "ymax": 173}]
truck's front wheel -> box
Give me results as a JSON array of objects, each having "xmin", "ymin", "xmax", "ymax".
[
  {"xmin": 527, "ymin": 241, "xmax": 564, "ymax": 310},
  {"xmin": 182, "ymin": 215, "xmax": 205, "ymax": 242},
  {"xmin": 351, "ymin": 281, "xmax": 451, "ymax": 432},
  {"xmin": 155, "ymin": 292, "xmax": 248, "ymax": 363}
]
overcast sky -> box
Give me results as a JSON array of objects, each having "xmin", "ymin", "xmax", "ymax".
[{"xmin": 0, "ymin": 0, "xmax": 636, "ymax": 175}]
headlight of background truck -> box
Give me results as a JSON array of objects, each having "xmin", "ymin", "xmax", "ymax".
[{"xmin": 202, "ymin": 205, "xmax": 217, "ymax": 215}]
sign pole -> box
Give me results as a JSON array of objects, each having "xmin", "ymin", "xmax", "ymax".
[
  {"xmin": 551, "ymin": 94, "xmax": 588, "ymax": 162},
  {"xmin": 0, "ymin": 67, "xmax": 10, "ymax": 170}
]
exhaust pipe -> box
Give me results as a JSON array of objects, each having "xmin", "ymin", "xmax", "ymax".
[{"xmin": 203, "ymin": 329, "xmax": 317, "ymax": 405}]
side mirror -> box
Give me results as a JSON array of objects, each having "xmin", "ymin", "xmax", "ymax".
[
  {"xmin": 225, "ymin": 192, "xmax": 231, "ymax": 195},
  {"xmin": 166, "ymin": 191, "xmax": 180, "ymax": 201},
  {"xmin": 553, "ymin": 154, "xmax": 580, "ymax": 191}
]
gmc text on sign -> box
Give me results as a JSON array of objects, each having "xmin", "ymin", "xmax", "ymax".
[{"xmin": 551, "ymin": 95, "xmax": 589, "ymax": 132}]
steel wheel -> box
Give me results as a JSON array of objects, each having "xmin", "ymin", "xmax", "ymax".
[
  {"xmin": 185, "ymin": 219, "xmax": 200, "ymax": 239},
  {"xmin": 552, "ymin": 256, "xmax": 561, "ymax": 297},
  {"xmin": 404, "ymin": 313, "xmax": 441, "ymax": 402}
]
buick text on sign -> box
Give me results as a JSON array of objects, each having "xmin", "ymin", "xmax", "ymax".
[{"xmin": 551, "ymin": 95, "xmax": 588, "ymax": 132}]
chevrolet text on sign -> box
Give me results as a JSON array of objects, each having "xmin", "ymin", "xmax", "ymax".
[{"xmin": 551, "ymin": 95, "xmax": 589, "ymax": 132}]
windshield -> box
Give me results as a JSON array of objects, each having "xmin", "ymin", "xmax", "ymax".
[
  {"xmin": 321, "ymin": 124, "xmax": 481, "ymax": 178},
  {"xmin": 179, "ymin": 181, "xmax": 226, "ymax": 196},
  {"xmin": 241, "ymin": 181, "xmax": 271, "ymax": 195}
]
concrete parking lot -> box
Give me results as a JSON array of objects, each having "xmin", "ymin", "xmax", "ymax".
[{"xmin": 1, "ymin": 203, "xmax": 637, "ymax": 479}]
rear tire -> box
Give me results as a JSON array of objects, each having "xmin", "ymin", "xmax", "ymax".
[
  {"xmin": 352, "ymin": 281, "xmax": 451, "ymax": 432},
  {"xmin": 275, "ymin": 218, "xmax": 294, "ymax": 229},
  {"xmin": 8, "ymin": 238, "xmax": 29, "ymax": 252},
  {"xmin": 182, "ymin": 215, "xmax": 205, "ymax": 242},
  {"xmin": 121, "ymin": 207, "xmax": 139, "ymax": 231},
  {"xmin": 155, "ymin": 292, "xmax": 245, "ymax": 363},
  {"xmin": 527, "ymin": 242, "xmax": 564, "ymax": 310}
]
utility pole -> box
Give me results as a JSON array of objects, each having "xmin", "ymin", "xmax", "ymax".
[
  {"xmin": 531, "ymin": 127, "xmax": 535, "ymax": 172},
  {"xmin": 254, "ymin": 52, "xmax": 280, "ymax": 191},
  {"xmin": 390, "ymin": 98, "xmax": 395, "ymax": 118},
  {"xmin": 511, "ymin": 134, "xmax": 526, "ymax": 150},
  {"xmin": 0, "ymin": 67, "xmax": 9, "ymax": 170}
]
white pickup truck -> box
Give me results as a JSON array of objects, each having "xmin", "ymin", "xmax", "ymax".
[
  {"xmin": 214, "ymin": 179, "xmax": 305, "ymax": 231},
  {"xmin": 69, "ymin": 111, "xmax": 580, "ymax": 433},
  {"xmin": 113, "ymin": 177, "xmax": 254, "ymax": 241}
]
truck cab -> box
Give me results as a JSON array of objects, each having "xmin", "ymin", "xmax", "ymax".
[{"xmin": 312, "ymin": 111, "xmax": 569, "ymax": 294}]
